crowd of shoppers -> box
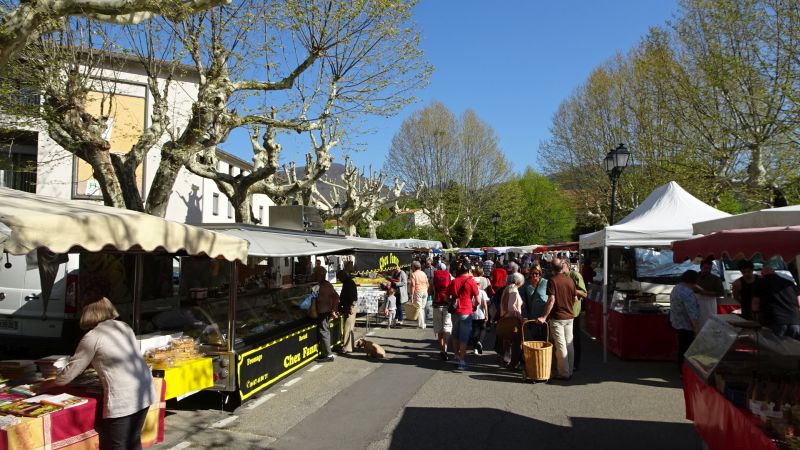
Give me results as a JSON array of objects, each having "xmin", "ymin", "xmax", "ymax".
[
  {"xmin": 371, "ymin": 253, "xmax": 590, "ymax": 380},
  {"xmin": 312, "ymin": 249, "xmax": 799, "ymax": 385}
]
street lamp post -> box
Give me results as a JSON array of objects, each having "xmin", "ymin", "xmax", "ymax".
[
  {"xmin": 491, "ymin": 212, "xmax": 500, "ymax": 244},
  {"xmin": 333, "ymin": 202, "xmax": 342, "ymax": 235},
  {"xmin": 603, "ymin": 143, "xmax": 631, "ymax": 225}
]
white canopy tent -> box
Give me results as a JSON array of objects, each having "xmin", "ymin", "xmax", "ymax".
[
  {"xmin": 344, "ymin": 236, "xmax": 443, "ymax": 250},
  {"xmin": 0, "ymin": 187, "xmax": 248, "ymax": 261},
  {"xmin": 578, "ymin": 181, "xmax": 730, "ymax": 361},
  {"xmin": 208, "ymin": 225, "xmax": 354, "ymax": 257},
  {"xmin": 0, "ymin": 188, "xmax": 249, "ymax": 325},
  {"xmin": 692, "ymin": 204, "xmax": 800, "ymax": 279},
  {"xmin": 693, "ymin": 204, "xmax": 800, "ymax": 235}
]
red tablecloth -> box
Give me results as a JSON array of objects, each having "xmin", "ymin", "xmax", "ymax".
[
  {"xmin": 585, "ymin": 300, "xmax": 603, "ymax": 339},
  {"xmin": 1, "ymin": 378, "xmax": 165, "ymax": 450},
  {"xmin": 0, "ymin": 397, "xmax": 98, "ymax": 450},
  {"xmin": 718, "ymin": 304, "xmax": 739, "ymax": 315},
  {"xmin": 606, "ymin": 309, "xmax": 677, "ymax": 361},
  {"xmin": 682, "ymin": 364, "xmax": 778, "ymax": 450}
]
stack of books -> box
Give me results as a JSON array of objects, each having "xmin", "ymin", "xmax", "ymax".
[
  {"xmin": 0, "ymin": 400, "xmax": 62, "ymax": 417},
  {"xmin": 0, "ymin": 391, "xmax": 25, "ymax": 407},
  {"xmin": 0, "ymin": 361, "xmax": 35, "ymax": 380},
  {"xmin": 35, "ymin": 356, "xmax": 69, "ymax": 379}
]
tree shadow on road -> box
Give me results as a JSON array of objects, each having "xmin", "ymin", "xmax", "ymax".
[{"xmin": 389, "ymin": 407, "xmax": 700, "ymax": 450}]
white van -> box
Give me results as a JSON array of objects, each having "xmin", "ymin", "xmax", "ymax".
[
  {"xmin": 0, "ymin": 253, "xmax": 80, "ymax": 352},
  {"xmin": 714, "ymin": 256, "xmax": 796, "ymax": 297}
]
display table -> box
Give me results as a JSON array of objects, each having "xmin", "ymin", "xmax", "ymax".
[
  {"xmin": 0, "ymin": 398, "xmax": 98, "ymax": 450},
  {"xmin": 585, "ymin": 299, "xmax": 603, "ymax": 340},
  {"xmin": 0, "ymin": 378, "xmax": 165, "ymax": 450},
  {"xmin": 682, "ymin": 364, "xmax": 778, "ymax": 450},
  {"xmin": 153, "ymin": 357, "xmax": 213, "ymax": 400},
  {"xmin": 606, "ymin": 309, "xmax": 677, "ymax": 361}
]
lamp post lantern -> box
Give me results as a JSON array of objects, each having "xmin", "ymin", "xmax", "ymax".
[
  {"xmin": 604, "ymin": 143, "xmax": 631, "ymax": 225},
  {"xmin": 491, "ymin": 212, "xmax": 500, "ymax": 244},
  {"xmin": 333, "ymin": 202, "xmax": 342, "ymax": 235}
]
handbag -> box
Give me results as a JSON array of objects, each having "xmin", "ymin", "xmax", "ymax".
[{"xmin": 495, "ymin": 316, "xmax": 520, "ymax": 338}]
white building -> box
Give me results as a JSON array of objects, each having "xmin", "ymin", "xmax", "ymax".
[{"xmin": 0, "ymin": 54, "xmax": 273, "ymax": 225}]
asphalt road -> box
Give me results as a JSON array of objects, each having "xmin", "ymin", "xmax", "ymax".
[{"xmin": 153, "ymin": 321, "xmax": 702, "ymax": 450}]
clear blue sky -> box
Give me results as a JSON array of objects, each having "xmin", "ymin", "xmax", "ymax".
[{"xmin": 222, "ymin": 0, "xmax": 678, "ymax": 174}]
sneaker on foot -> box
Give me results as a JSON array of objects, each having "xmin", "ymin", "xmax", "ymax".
[
  {"xmin": 476, "ymin": 342, "xmax": 483, "ymax": 355},
  {"xmin": 440, "ymin": 351, "xmax": 448, "ymax": 361},
  {"xmin": 458, "ymin": 361, "xmax": 468, "ymax": 370}
]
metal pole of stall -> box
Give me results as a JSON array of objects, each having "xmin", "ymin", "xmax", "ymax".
[
  {"xmin": 602, "ymin": 245, "xmax": 609, "ymax": 363},
  {"xmin": 228, "ymin": 262, "xmax": 238, "ymax": 353},
  {"xmin": 132, "ymin": 254, "xmax": 144, "ymax": 334}
]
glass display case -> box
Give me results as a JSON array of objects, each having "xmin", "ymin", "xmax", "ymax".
[{"xmin": 685, "ymin": 314, "xmax": 800, "ymax": 383}]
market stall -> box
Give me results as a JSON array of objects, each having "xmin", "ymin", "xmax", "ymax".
[
  {"xmin": 672, "ymin": 220, "xmax": 800, "ymax": 450},
  {"xmin": 0, "ymin": 188, "xmax": 248, "ymax": 447},
  {"xmin": 683, "ymin": 315, "xmax": 800, "ymax": 450},
  {"xmin": 199, "ymin": 225, "xmax": 413, "ymax": 400},
  {"xmin": 579, "ymin": 181, "xmax": 729, "ymax": 361}
]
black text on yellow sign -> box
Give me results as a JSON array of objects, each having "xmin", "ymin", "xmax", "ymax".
[{"xmin": 236, "ymin": 319, "xmax": 342, "ymax": 400}]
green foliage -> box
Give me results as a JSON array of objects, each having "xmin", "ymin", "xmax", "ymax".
[
  {"xmin": 541, "ymin": 0, "xmax": 800, "ymax": 233},
  {"xmin": 471, "ymin": 169, "xmax": 575, "ymax": 246}
]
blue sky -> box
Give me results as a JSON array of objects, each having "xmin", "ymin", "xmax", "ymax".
[{"xmin": 222, "ymin": 0, "xmax": 678, "ymax": 174}]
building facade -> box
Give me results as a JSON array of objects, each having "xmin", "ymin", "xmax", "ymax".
[{"xmin": 0, "ymin": 55, "xmax": 273, "ymax": 225}]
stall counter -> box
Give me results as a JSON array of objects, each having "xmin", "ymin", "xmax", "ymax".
[
  {"xmin": 153, "ymin": 357, "xmax": 214, "ymax": 400},
  {"xmin": 606, "ymin": 309, "xmax": 677, "ymax": 361},
  {"xmin": 682, "ymin": 364, "xmax": 778, "ymax": 450},
  {"xmin": 0, "ymin": 378, "xmax": 165, "ymax": 450}
]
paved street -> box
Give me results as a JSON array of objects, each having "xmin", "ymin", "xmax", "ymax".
[{"xmin": 154, "ymin": 323, "xmax": 701, "ymax": 450}]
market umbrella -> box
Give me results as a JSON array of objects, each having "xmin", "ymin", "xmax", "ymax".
[{"xmin": 672, "ymin": 226, "xmax": 800, "ymax": 262}]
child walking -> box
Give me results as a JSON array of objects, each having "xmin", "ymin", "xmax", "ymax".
[{"xmin": 384, "ymin": 287, "xmax": 397, "ymax": 328}]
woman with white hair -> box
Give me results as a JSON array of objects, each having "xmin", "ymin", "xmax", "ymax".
[
  {"xmin": 499, "ymin": 272, "xmax": 525, "ymax": 369},
  {"xmin": 409, "ymin": 260, "xmax": 429, "ymax": 329}
]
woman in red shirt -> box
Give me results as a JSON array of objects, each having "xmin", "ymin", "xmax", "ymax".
[{"xmin": 447, "ymin": 262, "xmax": 479, "ymax": 370}]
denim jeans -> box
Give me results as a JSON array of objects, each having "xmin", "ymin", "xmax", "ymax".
[{"xmin": 451, "ymin": 314, "xmax": 473, "ymax": 344}]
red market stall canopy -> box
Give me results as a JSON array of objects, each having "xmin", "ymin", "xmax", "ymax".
[
  {"xmin": 0, "ymin": 187, "xmax": 248, "ymax": 261},
  {"xmin": 533, "ymin": 242, "xmax": 578, "ymax": 253},
  {"xmin": 672, "ymin": 226, "xmax": 800, "ymax": 262}
]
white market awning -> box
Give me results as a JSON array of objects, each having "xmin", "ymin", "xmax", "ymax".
[
  {"xmin": 0, "ymin": 188, "xmax": 248, "ymax": 261},
  {"xmin": 208, "ymin": 226, "xmax": 355, "ymax": 257},
  {"xmin": 692, "ymin": 204, "xmax": 800, "ymax": 235}
]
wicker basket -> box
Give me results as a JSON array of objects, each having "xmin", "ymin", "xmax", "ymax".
[
  {"xmin": 403, "ymin": 302, "xmax": 420, "ymax": 321},
  {"xmin": 521, "ymin": 320, "xmax": 553, "ymax": 381}
]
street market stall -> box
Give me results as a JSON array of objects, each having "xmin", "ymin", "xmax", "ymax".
[
  {"xmin": 579, "ymin": 181, "xmax": 730, "ymax": 361},
  {"xmin": 672, "ymin": 220, "xmax": 800, "ymax": 450},
  {"xmin": 0, "ymin": 187, "xmax": 248, "ymax": 448},
  {"xmin": 682, "ymin": 315, "xmax": 800, "ymax": 450},
  {"xmin": 198, "ymin": 225, "xmax": 412, "ymax": 400}
]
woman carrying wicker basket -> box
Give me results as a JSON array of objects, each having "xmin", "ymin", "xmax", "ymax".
[{"xmin": 499, "ymin": 272, "xmax": 525, "ymax": 369}]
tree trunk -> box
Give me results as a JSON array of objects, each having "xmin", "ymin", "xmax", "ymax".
[
  {"xmin": 85, "ymin": 148, "xmax": 126, "ymax": 208},
  {"xmin": 459, "ymin": 218, "xmax": 476, "ymax": 248},
  {"xmin": 111, "ymin": 155, "xmax": 145, "ymax": 212},
  {"xmin": 145, "ymin": 145, "xmax": 185, "ymax": 217},
  {"xmin": 346, "ymin": 224, "xmax": 357, "ymax": 236},
  {"xmin": 232, "ymin": 193, "xmax": 254, "ymax": 224},
  {"xmin": 747, "ymin": 144, "xmax": 766, "ymax": 189}
]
